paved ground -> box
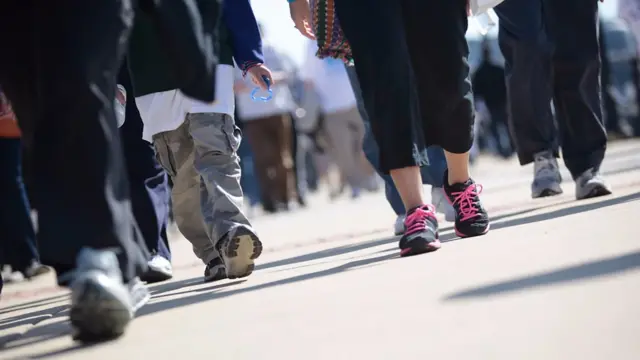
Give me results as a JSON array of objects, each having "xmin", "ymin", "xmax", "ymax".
[{"xmin": 1, "ymin": 140, "xmax": 639, "ymax": 360}]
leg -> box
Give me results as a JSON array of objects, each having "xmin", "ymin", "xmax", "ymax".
[
  {"xmin": 0, "ymin": 137, "xmax": 48, "ymax": 277},
  {"xmin": 153, "ymin": 123, "xmax": 223, "ymax": 268},
  {"xmin": 494, "ymin": 0, "xmax": 557, "ymax": 163},
  {"xmin": 336, "ymin": 0, "xmax": 439, "ymax": 256},
  {"xmin": 271, "ymin": 113, "xmax": 297, "ymax": 205},
  {"xmin": 324, "ymin": 108, "xmax": 369, "ymax": 192},
  {"xmin": 0, "ymin": 0, "xmax": 148, "ymax": 340},
  {"xmin": 544, "ymin": 0, "xmax": 610, "ymax": 199},
  {"xmin": 244, "ymin": 118, "xmax": 279, "ymax": 211},
  {"xmin": 188, "ymin": 113, "xmax": 262, "ymax": 279},
  {"xmin": 401, "ymin": 0, "xmax": 490, "ymax": 237},
  {"xmin": 494, "ymin": 0, "xmax": 564, "ymax": 198},
  {"xmin": 118, "ymin": 61, "xmax": 172, "ymax": 283}
]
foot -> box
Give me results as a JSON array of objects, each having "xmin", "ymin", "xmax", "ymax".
[
  {"xmin": 398, "ymin": 205, "xmax": 441, "ymax": 257},
  {"xmin": 431, "ymin": 187, "xmax": 456, "ymax": 222},
  {"xmin": 575, "ymin": 168, "xmax": 612, "ymax": 200},
  {"xmin": 204, "ymin": 257, "xmax": 227, "ymax": 283},
  {"xmin": 140, "ymin": 255, "xmax": 173, "ymax": 283},
  {"xmin": 216, "ymin": 226, "xmax": 263, "ymax": 279},
  {"xmin": 393, "ymin": 214, "xmax": 406, "ymax": 236},
  {"xmin": 69, "ymin": 248, "xmax": 150, "ymax": 342},
  {"xmin": 443, "ymin": 171, "xmax": 490, "ymax": 238},
  {"xmin": 531, "ymin": 150, "xmax": 563, "ymax": 198}
]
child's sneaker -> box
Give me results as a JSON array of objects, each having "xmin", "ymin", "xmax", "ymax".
[
  {"xmin": 216, "ymin": 226, "xmax": 263, "ymax": 279},
  {"xmin": 443, "ymin": 170, "xmax": 490, "ymax": 238},
  {"xmin": 398, "ymin": 205, "xmax": 440, "ymax": 257}
]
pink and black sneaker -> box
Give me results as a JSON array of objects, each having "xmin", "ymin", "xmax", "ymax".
[
  {"xmin": 443, "ymin": 170, "xmax": 490, "ymax": 238},
  {"xmin": 398, "ymin": 205, "xmax": 441, "ymax": 257}
]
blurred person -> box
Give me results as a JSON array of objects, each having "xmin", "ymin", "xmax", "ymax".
[
  {"xmin": 118, "ymin": 61, "xmax": 173, "ymax": 284},
  {"xmin": 0, "ymin": 90, "xmax": 50, "ymax": 286},
  {"xmin": 494, "ymin": 0, "xmax": 611, "ymax": 199},
  {"xmin": 301, "ymin": 40, "xmax": 377, "ymax": 199},
  {"xmin": 133, "ymin": 0, "xmax": 265, "ymax": 282},
  {"xmin": 0, "ymin": 0, "xmax": 223, "ymax": 340},
  {"xmin": 235, "ymin": 25, "xmax": 298, "ymax": 213},
  {"xmin": 0, "ymin": 0, "xmax": 156, "ymax": 341},
  {"xmin": 290, "ymin": 0, "xmax": 490, "ymax": 257},
  {"xmin": 345, "ymin": 64, "xmax": 455, "ymax": 236},
  {"xmin": 471, "ymin": 39, "xmax": 513, "ymax": 159}
]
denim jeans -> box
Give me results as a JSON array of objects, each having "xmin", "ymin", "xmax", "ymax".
[
  {"xmin": 0, "ymin": 137, "xmax": 40, "ymax": 271},
  {"xmin": 346, "ymin": 65, "xmax": 448, "ymax": 216}
]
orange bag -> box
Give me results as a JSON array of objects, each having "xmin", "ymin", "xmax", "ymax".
[{"xmin": 0, "ymin": 91, "xmax": 21, "ymax": 138}]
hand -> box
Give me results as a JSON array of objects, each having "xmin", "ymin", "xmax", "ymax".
[
  {"xmin": 289, "ymin": 0, "xmax": 315, "ymax": 40},
  {"xmin": 247, "ymin": 64, "xmax": 274, "ymax": 91}
]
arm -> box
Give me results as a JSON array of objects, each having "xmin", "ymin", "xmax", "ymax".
[{"xmin": 223, "ymin": 0, "xmax": 264, "ymax": 75}]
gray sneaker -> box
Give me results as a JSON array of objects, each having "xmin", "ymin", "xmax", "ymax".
[
  {"xmin": 575, "ymin": 168, "xmax": 612, "ymax": 200},
  {"xmin": 531, "ymin": 150, "xmax": 563, "ymax": 198},
  {"xmin": 69, "ymin": 248, "xmax": 149, "ymax": 342}
]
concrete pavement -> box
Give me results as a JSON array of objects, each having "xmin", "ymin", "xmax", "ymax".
[{"xmin": 1, "ymin": 139, "xmax": 639, "ymax": 360}]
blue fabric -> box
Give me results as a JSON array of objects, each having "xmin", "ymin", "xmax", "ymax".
[
  {"xmin": 223, "ymin": 0, "xmax": 264, "ymax": 69},
  {"xmin": 0, "ymin": 137, "xmax": 40, "ymax": 271}
]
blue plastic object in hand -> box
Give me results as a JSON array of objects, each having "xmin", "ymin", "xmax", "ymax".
[{"xmin": 251, "ymin": 76, "xmax": 273, "ymax": 102}]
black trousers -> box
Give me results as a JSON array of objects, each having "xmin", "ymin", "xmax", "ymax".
[
  {"xmin": 495, "ymin": 0, "xmax": 607, "ymax": 178},
  {"xmin": 0, "ymin": 0, "xmax": 147, "ymax": 282},
  {"xmin": 118, "ymin": 61, "xmax": 172, "ymax": 261},
  {"xmin": 335, "ymin": 0, "xmax": 474, "ymax": 173}
]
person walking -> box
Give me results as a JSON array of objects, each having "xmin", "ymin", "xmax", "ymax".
[
  {"xmin": 0, "ymin": 0, "xmax": 221, "ymax": 341},
  {"xmin": 301, "ymin": 40, "xmax": 376, "ymax": 198},
  {"xmin": 290, "ymin": 0, "xmax": 491, "ymax": 257},
  {"xmin": 0, "ymin": 90, "xmax": 50, "ymax": 286},
  {"xmin": 494, "ymin": 0, "xmax": 611, "ymax": 199},
  {"xmin": 118, "ymin": 61, "xmax": 173, "ymax": 283},
  {"xmin": 235, "ymin": 31, "xmax": 298, "ymax": 212}
]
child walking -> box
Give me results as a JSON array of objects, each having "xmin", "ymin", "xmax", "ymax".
[{"xmin": 129, "ymin": 0, "xmax": 271, "ymax": 281}]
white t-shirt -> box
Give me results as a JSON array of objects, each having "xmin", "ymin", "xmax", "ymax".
[
  {"xmin": 136, "ymin": 64, "xmax": 235, "ymax": 142},
  {"xmin": 301, "ymin": 40, "xmax": 357, "ymax": 114},
  {"xmin": 235, "ymin": 46, "xmax": 296, "ymax": 121}
]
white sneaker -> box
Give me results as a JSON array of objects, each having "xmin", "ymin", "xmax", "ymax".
[
  {"xmin": 431, "ymin": 187, "xmax": 455, "ymax": 222},
  {"xmin": 394, "ymin": 214, "xmax": 406, "ymax": 235},
  {"xmin": 141, "ymin": 255, "xmax": 173, "ymax": 283}
]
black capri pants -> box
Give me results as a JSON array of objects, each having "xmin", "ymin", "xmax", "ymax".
[{"xmin": 335, "ymin": 0, "xmax": 474, "ymax": 173}]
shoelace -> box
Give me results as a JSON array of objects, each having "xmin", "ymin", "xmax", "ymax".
[
  {"xmin": 404, "ymin": 205, "xmax": 436, "ymax": 235},
  {"xmin": 450, "ymin": 184, "xmax": 483, "ymax": 221}
]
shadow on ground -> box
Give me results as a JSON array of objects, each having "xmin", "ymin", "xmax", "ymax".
[
  {"xmin": 443, "ymin": 250, "xmax": 640, "ymax": 301},
  {"xmin": 4, "ymin": 191, "xmax": 639, "ymax": 358}
]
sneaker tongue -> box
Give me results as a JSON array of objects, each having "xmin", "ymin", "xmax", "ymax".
[{"xmin": 448, "ymin": 178, "xmax": 474, "ymax": 191}]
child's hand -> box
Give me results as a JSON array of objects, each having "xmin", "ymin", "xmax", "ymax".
[{"xmin": 247, "ymin": 64, "xmax": 274, "ymax": 91}]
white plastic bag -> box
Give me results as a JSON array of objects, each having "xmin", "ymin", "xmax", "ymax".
[{"xmin": 469, "ymin": 0, "xmax": 505, "ymax": 16}]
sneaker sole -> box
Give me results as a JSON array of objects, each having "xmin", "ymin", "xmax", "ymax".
[
  {"xmin": 221, "ymin": 230, "xmax": 263, "ymax": 279},
  {"xmin": 399, "ymin": 239, "xmax": 441, "ymax": 257},
  {"xmin": 576, "ymin": 184, "xmax": 612, "ymax": 200},
  {"xmin": 532, "ymin": 188, "xmax": 563, "ymax": 199},
  {"xmin": 70, "ymin": 273, "xmax": 133, "ymax": 342},
  {"xmin": 455, "ymin": 223, "xmax": 490, "ymax": 238},
  {"xmin": 140, "ymin": 269, "xmax": 173, "ymax": 284}
]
